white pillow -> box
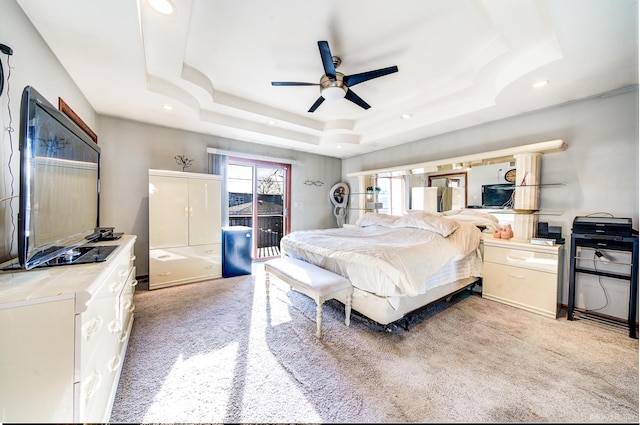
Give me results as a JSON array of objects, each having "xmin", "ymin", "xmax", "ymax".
[
  {"xmin": 443, "ymin": 208, "xmax": 499, "ymax": 224},
  {"xmin": 392, "ymin": 211, "xmax": 459, "ymax": 237},
  {"xmin": 444, "ymin": 214, "xmax": 499, "ymax": 232},
  {"xmin": 355, "ymin": 212, "xmax": 399, "ymax": 227}
]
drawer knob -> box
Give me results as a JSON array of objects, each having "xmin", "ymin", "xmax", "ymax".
[
  {"xmin": 508, "ymin": 255, "xmax": 528, "ymax": 262},
  {"xmin": 109, "ymin": 280, "xmax": 122, "ymax": 293},
  {"xmin": 108, "ymin": 319, "xmax": 122, "ymax": 333},
  {"xmin": 82, "ymin": 316, "xmax": 103, "ymax": 340},
  {"xmin": 83, "ymin": 371, "xmax": 102, "ymax": 399},
  {"xmin": 108, "ymin": 353, "xmax": 122, "ymax": 373}
]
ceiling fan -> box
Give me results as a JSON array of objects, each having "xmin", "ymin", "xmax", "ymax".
[{"xmin": 271, "ymin": 40, "xmax": 399, "ymax": 113}]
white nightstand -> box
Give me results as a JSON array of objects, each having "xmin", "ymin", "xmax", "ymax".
[{"xmin": 482, "ymin": 237, "xmax": 563, "ymax": 318}]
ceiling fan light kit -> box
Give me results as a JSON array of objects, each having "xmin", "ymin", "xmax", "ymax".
[
  {"xmin": 320, "ymin": 73, "xmax": 347, "ymax": 100},
  {"xmin": 272, "ymin": 40, "xmax": 398, "ymax": 113},
  {"xmin": 147, "ymin": 0, "xmax": 175, "ymax": 15}
]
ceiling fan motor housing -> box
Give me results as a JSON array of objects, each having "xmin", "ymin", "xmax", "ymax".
[{"xmin": 320, "ymin": 72, "xmax": 347, "ymax": 100}]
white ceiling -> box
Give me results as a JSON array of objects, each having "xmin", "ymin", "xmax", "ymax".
[{"xmin": 16, "ymin": 0, "xmax": 639, "ymax": 159}]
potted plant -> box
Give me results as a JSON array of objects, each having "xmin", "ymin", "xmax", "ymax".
[{"xmin": 366, "ymin": 186, "xmax": 381, "ymax": 201}]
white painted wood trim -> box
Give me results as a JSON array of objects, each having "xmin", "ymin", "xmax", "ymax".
[
  {"xmin": 148, "ymin": 169, "xmax": 222, "ymax": 179},
  {"xmin": 346, "ymin": 139, "xmax": 567, "ymax": 177},
  {"xmin": 206, "ymin": 147, "xmax": 302, "ymax": 165}
]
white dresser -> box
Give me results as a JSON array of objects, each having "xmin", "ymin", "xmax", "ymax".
[
  {"xmin": 482, "ymin": 237, "xmax": 563, "ymax": 318},
  {"xmin": 148, "ymin": 169, "xmax": 222, "ymax": 289},
  {"xmin": 0, "ymin": 235, "xmax": 137, "ymax": 422}
]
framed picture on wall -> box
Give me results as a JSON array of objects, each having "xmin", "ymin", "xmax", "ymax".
[{"xmin": 58, "ymin": 97, "xmax": 98, "ymax": 144}]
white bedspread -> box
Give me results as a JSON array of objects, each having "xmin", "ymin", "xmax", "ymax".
[{"xmin": 280, "ymin": 218, "xmax": 482, "ymax": 298}]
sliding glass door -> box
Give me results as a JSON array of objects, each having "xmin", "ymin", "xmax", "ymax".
[{"xmin": 227, "ymin": 158, "xmax": 290, "ymax": 260}]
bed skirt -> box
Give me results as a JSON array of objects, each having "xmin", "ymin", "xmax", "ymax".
[{"xmin": 332, "ymin": 276, "xmax": 479, "ymax": 326}]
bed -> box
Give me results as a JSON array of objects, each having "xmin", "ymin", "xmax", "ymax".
[{"xmin": 279, "ymin": 209, "xmax": 499, "ymax": 326}]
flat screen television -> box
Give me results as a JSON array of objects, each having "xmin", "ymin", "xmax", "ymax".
[
  {"xmin": 16, "ymin": 86, "xmax": 103, "ymax": 270},
  {"xmin": 481, "ymin": 183, "xmax": 515, "ymax": 208}
]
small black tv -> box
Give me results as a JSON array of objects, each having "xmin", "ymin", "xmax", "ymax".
[
  {"xmin": 481, "ymin": 183, "xmax": 515, "ymax": 208},
  {"xmin": 17, "ymin": 86, "xmax": 101, "ymax": 270}
]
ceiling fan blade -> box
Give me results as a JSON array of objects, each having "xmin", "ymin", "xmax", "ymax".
[
  {"xmin": 344, "ymin": 89, "xmax": 371, "ymax": 110},
  {"xmin": 344, "ymin": 65, "xmax": 398, "ymax": 87},
  {"xmin": 318, "ymin": 41, "xmax": 336, "ymax": 79},
  {"xmin": 308, "ymin": 96, "xmax": 325, "ymax": 113},
  {"xmin": 271, "ymin": 81, "xmax": 319, "ymax": 86}
]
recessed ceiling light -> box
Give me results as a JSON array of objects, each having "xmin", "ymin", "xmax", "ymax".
[
  {"xmin": 162, "ymin": 104, "xmax": 173, "ymax": 111},
  {"xmin": 401, "ymin": 113, "xmax": 412, "ymax": 120},
  {"xmin": 532, "ymin": 80, "xmax": 549, "ymax": 88},
  {"xmin": 337, "ymin": 145, "xmax": 343, "ymax": 149},
  {"xmin": 148, "ymin": 0, "xmax": 175, "ymax": 15},
  {"xmin": 266, "ymin": 119, "xmax": 277, "ymax": 127}
]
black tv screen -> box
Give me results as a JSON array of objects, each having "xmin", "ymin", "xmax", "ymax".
[
  {"xmin": 481, "ymin": 183, "xmax": 514, "ymax": 208},
  {"xmin": 17, "ymin": 86, "xmax": 101, "ymax": 270}
]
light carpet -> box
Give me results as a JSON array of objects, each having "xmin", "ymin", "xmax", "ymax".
[{"xmin": 110, "ymin": 265, "xmax": 639, "ymax": 423}]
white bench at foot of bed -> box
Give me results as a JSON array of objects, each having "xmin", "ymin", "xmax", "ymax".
[{"xmin": 264, "ymin": 256, "xmax": 353, "ymax": 339}]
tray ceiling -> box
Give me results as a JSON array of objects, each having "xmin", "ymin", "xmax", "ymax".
[{"xmin": 16, "ymin": 0, "xmax": 639, "ymax": 158}]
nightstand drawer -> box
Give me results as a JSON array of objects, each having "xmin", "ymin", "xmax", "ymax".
[
  {"xmin": 484, "ymin": 244, "xmax": 559, "ymax": 273},
  {"xmin": 483, "ymin": 262, "xmax": 558, "ymax": 317}
]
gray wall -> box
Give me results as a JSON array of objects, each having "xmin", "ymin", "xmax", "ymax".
[
  {"xmin": 0, "ymin": 0, "xmax": 98, "ymax": 263},
  {"xmin": 343, "ymin": 87, "xmax": 639, "ymax": 319},
  {"xmin": 97, "ymin": 116, "xmax": 341, "ymax": 276}
]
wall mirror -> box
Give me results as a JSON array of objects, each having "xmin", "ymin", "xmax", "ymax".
[
  {"xmin": 347, "ymin": 139, "xmax": 566, "ymax": 217},
  {"xmin": 408, "ymin": 162, "xmax": 513, "ymax": 213},
  {"xmin": 360, "ymin": 162, "xmax": 515, "ymax": 215},
  {"xmin": 351, "ymin": 160, "xmax": 525, "ymax": 216}
]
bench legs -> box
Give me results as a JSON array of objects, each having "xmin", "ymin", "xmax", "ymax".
[
  {"xmin": 265, "ymin": 269, "xmax": 270, "ymax": 296},
  {"xmin": 316, "ymin": 302, "xmax": 323, "ymax": 339},
  {"xmin": 265, "ymin": 268, "xmax": 352, "ymax": 339},
  {"xmin": 345, "ymin": 292, "xmax": 351, "ymax": 327},
  {"xmin": 315, "ymin": 292, "xmax": 352, "ymax": 339}
]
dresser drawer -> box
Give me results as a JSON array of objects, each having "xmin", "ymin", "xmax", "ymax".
[
  {"xmin": 76, "ymin": 336, "xmax": 123, "ymax": 422},
  {"xmin": 483, "ymin": 244, "xmax": 559, "ymax": 273},
  {"xmin": 482, "ymin": 262, "xmax": 558, "ymax": 317},
  {"xmin": 149, "ymin": 244, "xmax": 222, "ymax": 289},
  {"xmin": 116, "ymin": 267, "xmax": 137, "ymax": 352},
  {"xmin": 77, "ymin": 286, "xmax": 119, "ymax": 381}
]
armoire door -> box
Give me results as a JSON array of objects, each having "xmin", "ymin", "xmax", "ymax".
[
  {"xmin": 188, "ymin": 177, "xmax": 222, "ymax": 246},
  {"xmin": 148, "ymin": 175, "xmax": 189, "ymax": 248}
]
